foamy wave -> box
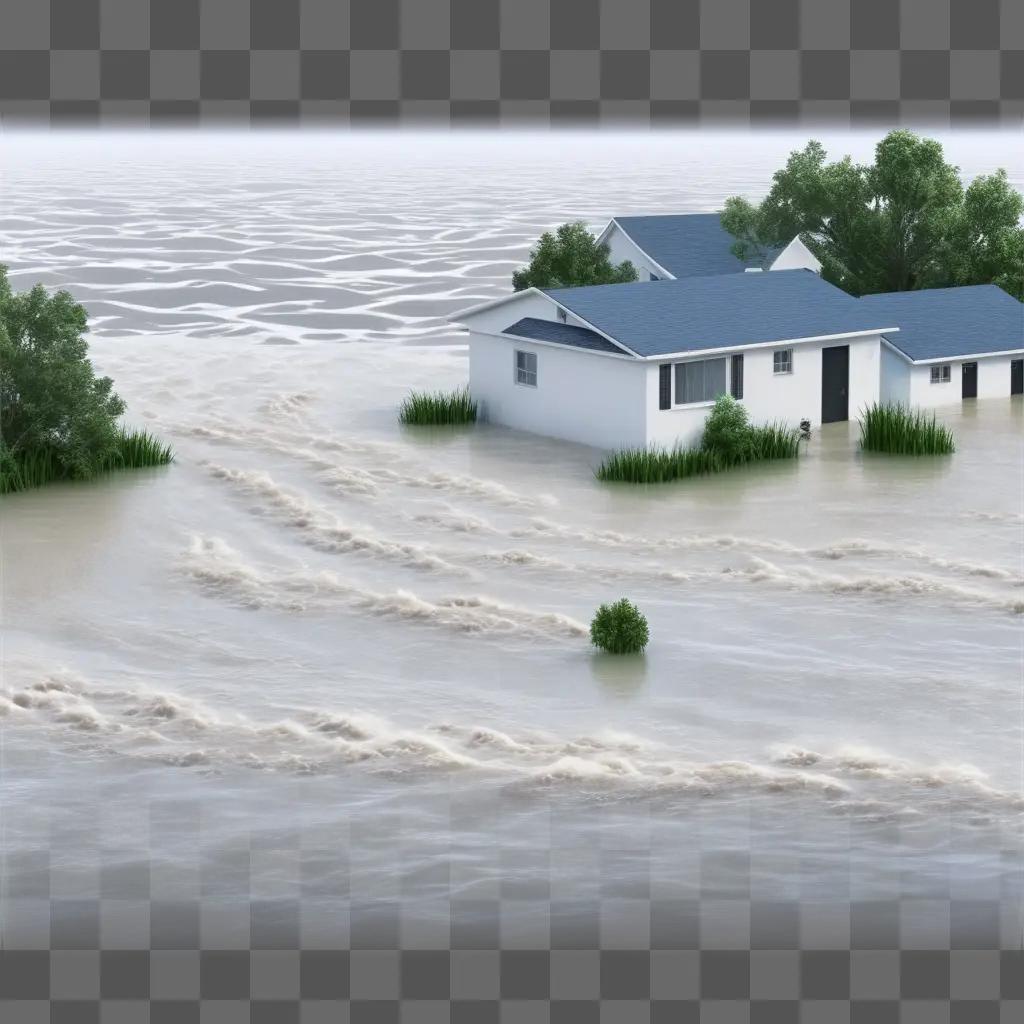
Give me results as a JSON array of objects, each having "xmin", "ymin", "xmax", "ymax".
[
  {"xmin": 6, "ymin": 669, "xmax": 1018, "ymax": 822},
  {"xmin": 963, "ymin": 509, "xmax": 1024, "ymax": 525},
  {"xmin": 205, "ymin": 464, "xmax": 461, "ymax": 573},
  {"xmin": 184, "ymin": 536, "xmax": 586, "ymax": 640},
  {"xmin": 730, "ymin": 557, "xmax": 1024, "ymax": 614},
  {"xmin": 525, "ymin": 519, "xmax": 1021, "ymax": 587}
]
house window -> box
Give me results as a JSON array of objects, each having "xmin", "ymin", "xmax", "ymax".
[
  {"xmin": 930, "ymin": 364, "xmax": 951, "ymax": 384},
  {"xmin": 730, "ymin": 354, "xmax": 744, "ymax": 400},
  {"xmin": 773, "ymin": 349, "xmax": 793, "ymax": 374},
  {"xmin": 515, "ymin": 350, "xmax": 537, "ymax": 387},
  {"xmin": 674, "ymin": 357, "xmax": 727, "ymax": 405}
]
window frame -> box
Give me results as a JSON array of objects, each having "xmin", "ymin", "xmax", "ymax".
[
  {"xmin": 930, "ymin": 364, "xmax": 951, "ymax": 384},
  {"xmin": 773, "ymin": 349, "xmax": 793, "ymax": 375},
  {"xmin": 672, "ymin": 356, "xmax": 728, "ymax": 407},
  {"xmin": 514, "ymin": 349, "xmax": 537, "ymax": 388}
]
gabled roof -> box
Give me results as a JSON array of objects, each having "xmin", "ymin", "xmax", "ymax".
[
  {"xmin": 605, "ymin": 213, "xmax": 781, "ymax": 279},
  {"xmin": 543, "ymin": 270, "xmax": 896, "ymax": 358},
  {"xmin": 858, "ymin": 285, "xmax": 1024, "ymax": 362},
  {"xmin": 502, "ymin": 317, "xmax": 626, "ymax": 355}
]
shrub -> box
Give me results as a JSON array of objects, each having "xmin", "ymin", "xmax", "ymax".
[
  {"xmin": 399, "ymin": 386, "xmax": 477, "ymax": 425},
  {"xmin": 700, "ymin": 394, "xmax": 753, "ymax": 461},
  {"xmin": 590, "ymin": 598, "xmax": 649, "ymax": 654},
  {"xmin": 859, "ymin": 402, "xmax": 955, "ymax": 455}
]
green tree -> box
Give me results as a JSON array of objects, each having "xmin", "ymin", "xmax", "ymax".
[
  {"xmin": 513, "ymin": 221, "xmax": 638, "ymax": 291},
  {"xmin": 721, "ymin": 130, "xmax": 1024, "ymax": 299},
  {"xmin": 0, "ymin": 265, "xmax": 126, "ymax": 478}
]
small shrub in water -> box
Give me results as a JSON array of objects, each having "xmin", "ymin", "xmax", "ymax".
[
  {"xmin": 860, "ymin": 402, "xmax": 955, "ymax": 455},
  {"xmin": 399, "ymin": 386, "xmax": 477, "ymax": 425},
  {"xmin": 590, "ymin": 598, "xmax": 649, "ymax": 654}
]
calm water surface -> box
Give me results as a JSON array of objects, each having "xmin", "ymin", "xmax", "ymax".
[{"xmin": 1, "ymin": 133, "xmax": 1021, "ymax": 936}]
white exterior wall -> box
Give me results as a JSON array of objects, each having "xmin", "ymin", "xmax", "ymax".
[
  {"xmin": 646, "ymin": 335, "xmax": 883, "ymax": 449},
  {"xmin": 907, "ymin": 354, "xmax": 1021, "ymax": 407},
  {"xmin": 880, "ymin": 343, "xmax": 912, "ymax": 404},
  {"xmin": 468, "ymin": 333, "xmax": 648, "ymax": 449},
  {"xmin": 601, "ymin": 223, "xmax": 670, "ymax": 281},
  {"xmin": 769, "ymin": 236, "xmax": 822, "ymax": 273}
]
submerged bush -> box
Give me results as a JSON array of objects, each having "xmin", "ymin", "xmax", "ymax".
[
  {"xmin": 860, "ymin": 402, "xmax": 955, "ymax": 455},
  {"xmin": 590, "ymin": 598, "xmax": 649, "ymax": 654},
  {"xmin": 399, "ymin": 386, "xmax": 477, "ymax": 425},
  {"xmin": 597, "ymin": 396, "xmax": 800, "ymax": 484}
]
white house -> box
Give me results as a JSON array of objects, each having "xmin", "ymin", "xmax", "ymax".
[
  {"xmin": 858, "ymin": 286, "xmax": 1024, "ymax": 407},
  {"xmin": 597, "ymin": 213, "xmax": 821, "ymax": 282},
  {"xmin": 453, "ymin": 270, "xmax": 897, "ymax": 451}
]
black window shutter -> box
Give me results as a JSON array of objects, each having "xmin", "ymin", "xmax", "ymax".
[
  {"xmin": 659, "ymin": 364, "xmax": 672, "ymax": 409},
  {"xmin": 730, "ymin": 354, "xmax": 744, "ymax": 399}
]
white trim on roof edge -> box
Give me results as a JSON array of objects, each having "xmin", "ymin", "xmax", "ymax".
[
  {"xmin": 635, "ymin": 326, "xmax": 899, "ymax": 362},
  {"xmin": 882, "ymin": 334, "xmax": 1024, "ymax": 364},
  {"xmin": 459, "ymin": 324, "xmax": 902, "ymax": 362},
  {"xmin": 449, "ymin": 287, "xmax": 641, "ymax": 358},
  {"xmin": 468, "ymin": 327, "xmax": 639, "ymax": 360}
]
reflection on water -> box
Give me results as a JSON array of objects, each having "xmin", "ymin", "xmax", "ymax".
[{"xmin": 0, "ymin": 133, "xmax": 1021, "ymax": 929}]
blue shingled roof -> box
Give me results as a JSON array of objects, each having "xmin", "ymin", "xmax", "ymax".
[
  {"xmin": 611, "ymin": 213, "xmax": 781, "ymax": 279},
  {"xmin": 858, "ymin": 286, "xmax": 1023, "ymax": 362},
  {"xmin": 502, "ymin": 317, "xmax": 626, "ymax": 354},
  {"xmin": 543, "ymin": 270, "xmax": 895, "ymax": 358}
]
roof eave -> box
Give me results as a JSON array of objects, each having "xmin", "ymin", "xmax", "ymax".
[
  {"xmin": 904, "ymin": 347, "xmax": 1024, "ymax": 365},
  {"xmin": 634, "ymin": 326, "xmax": 899, "ymax": 361},
  {"xmin": 477, "ymin": 327, "xmax": 638, "ymax": 360}
]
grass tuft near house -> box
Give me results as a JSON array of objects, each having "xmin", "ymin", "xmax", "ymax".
[
  {"xmin": 597, "ymin": 395, "xmax": 800, "ymax": 484},
  {"xmin": 859, "ymin": 402, "xmax": 955, "ymax": 455},
  {"xmin": 399, "ymin": 386, "xmax": 477, "ymax": 426}
]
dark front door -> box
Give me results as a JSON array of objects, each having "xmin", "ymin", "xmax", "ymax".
[
  {"xmin": 962, "ymin": 361, "xmax": 978, "ymax": 399},
  {"xmin": 821, "ymin": 345, "xmax": 849, "ymax": 423},
  {"xmin": 1012, "ymin": 359, "xmax": 1023, "ymax": 395}
]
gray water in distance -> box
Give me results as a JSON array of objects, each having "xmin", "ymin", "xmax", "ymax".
[{"xmin": 1, "ymin": 132, "xmax": 1022, "ymax": 936}]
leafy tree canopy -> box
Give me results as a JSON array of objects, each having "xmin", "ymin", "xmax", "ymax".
[
  {"xmin": 513, "ymin": 221, "xmax": 638, "ymax": 291},
  {"xmin": 0, "ymin": 264, "xmax": 126, "ymax": 478},
  {"xmin": 721, "ymin": 130, "xmax": 1024, "ymax": 299}
]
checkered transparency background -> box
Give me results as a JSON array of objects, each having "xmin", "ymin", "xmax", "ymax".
[{"xmin": 0, "ymin": 0, "xmax": 1021, "ymax": 125}]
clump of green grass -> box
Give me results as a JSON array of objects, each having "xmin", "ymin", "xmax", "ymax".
[
  {"xmin": 0, "ymin": 428, "xmax": 173, "ymax": 496},
  {"xmin": 399, "ymin": 386, "xmax": 477, "ymax": 426},
  {"xmin": 590, "ymin": 598, "xmax": 649, "ymax": 654},
  {"xmin": 747, "ymin": 422, "xmax": 802, "ymax": 460},
  {"xmin": 596, "ymin": 445, "xmax": 726, "ymax": 483},
  {"xmin": 859, "ymin": 402, "xmax": 955, "ymax": 455},
  {"xmin": 597, "ymin": 395, "xmax": 800, "ymax": 483},
  {"xmin": 101, "ymin": 428, "xmax": 176, "ymax": 471}
]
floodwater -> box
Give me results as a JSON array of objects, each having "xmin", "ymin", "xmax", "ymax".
[{"xmin": 1, "ymin": 132, "xmax": 1022, "ymax": 943}]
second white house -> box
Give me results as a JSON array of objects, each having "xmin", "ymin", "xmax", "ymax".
[{"xmin": 453, "ymin": 270, "xmax": 899, "ymax": 450}]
